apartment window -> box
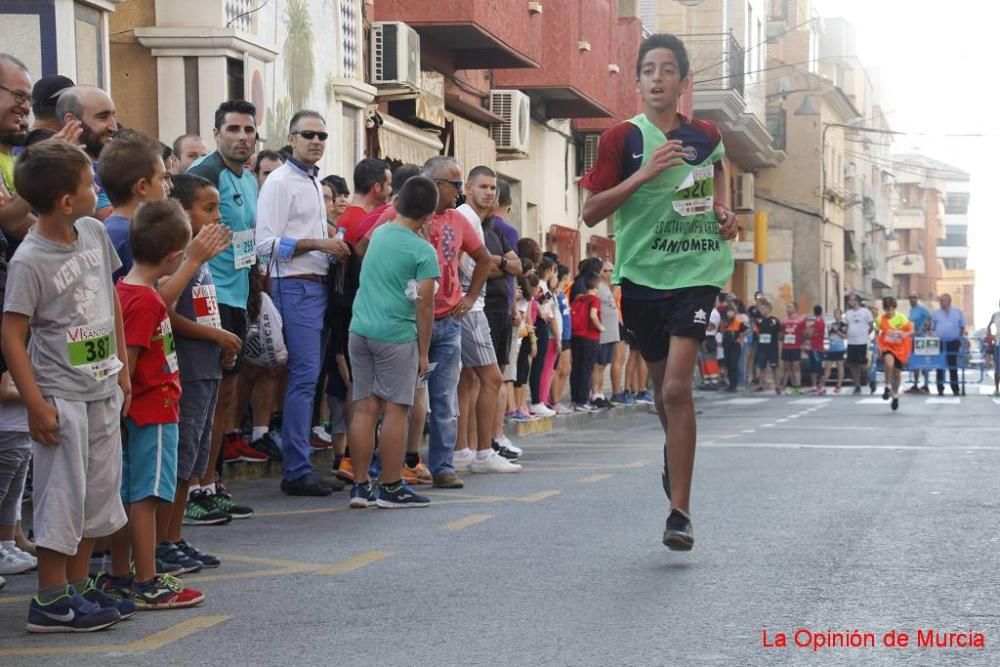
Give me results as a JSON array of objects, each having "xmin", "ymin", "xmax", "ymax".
[
  {"xmin": 941, "ymin": 227, "xmax": 968, "ymax": 247},
  {"xmin": 766, "ymin": 109, "xmax": 786, "ymax": 150},
  {"xmin": 74, "ymin": 3, "xmax": 103, "ymax": 87},
  {"xmin": 945, "ymin": 192, "xmax": 969, "ymax": 214},
  {"xmin": 943, "ymin": 258, "xmax": 967, "ymax": 270},
  {"xmin": 227, "ymin": 57, "xmax": 245, "ymax": 101}
]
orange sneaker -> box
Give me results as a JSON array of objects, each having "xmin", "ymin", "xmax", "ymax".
[
  {"xmin": 402, "ymin": 460, "xmax": 433, "ymax": 485},
  {"xmin": 336, "ymin": 457, "xmax": 355, "ymax": 483}
]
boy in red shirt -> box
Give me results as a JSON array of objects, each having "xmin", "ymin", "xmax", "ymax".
[
  {"xmin": 779, "ymin": 302, "xmax": 806, "ymax": 395},
  {"xmin": 107, "ymin": 200, "xmax": 204, "ymax": 609},
  {"xmin": 570, "ymin": 272, "xmax": 606, "ymax": 412}
]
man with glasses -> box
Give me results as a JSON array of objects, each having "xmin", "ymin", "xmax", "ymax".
[
  {"xmin": 256, "ymin": 110, "xmax": 349, "ymax": 495},
  {"xmin": 187, "ymin": 100, "xmax": 260, "ymax": 515},
  {"xmin": 420, "ymin": 156, "xmax": 493, "ymax": 488},
  {"xmin": 0, "ymin": 54, "xmax": 37, "ymax": 242}
]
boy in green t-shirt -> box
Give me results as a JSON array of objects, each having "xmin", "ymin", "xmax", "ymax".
[
  {"xmin": 347, "ymin": 176, "xmax": 440, "ymax": 509},
  {"xmin": 580, "ymin": 33, "xmax": 740, "ymax": 551}
]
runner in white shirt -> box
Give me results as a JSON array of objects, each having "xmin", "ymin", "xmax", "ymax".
[{"xmin": 843, "ymin": 293, "xmax": 873, "ymax": 395}]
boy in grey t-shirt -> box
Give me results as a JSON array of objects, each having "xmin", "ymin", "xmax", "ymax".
[{"xmin": 1, "ymin": 141, "xmax": 130, "ymax": 633}]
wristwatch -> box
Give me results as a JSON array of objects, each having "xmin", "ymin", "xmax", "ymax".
[{"xmin": 500, "ymin": 256, "xmax": 508, "ymax": 269}]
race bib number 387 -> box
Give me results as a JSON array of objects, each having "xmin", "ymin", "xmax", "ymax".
[{"xmin": 67, "ymin": 323, "xmax": 122, "ymax": 380}]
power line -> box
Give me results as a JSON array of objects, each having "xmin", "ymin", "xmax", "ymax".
[
  {"xmin": 691, "ymin": 16, "xmax": 819, "ymax": 77},
  {"xmin": 842, "ymin": 149, "xmax": 969, "ymax": 180}
]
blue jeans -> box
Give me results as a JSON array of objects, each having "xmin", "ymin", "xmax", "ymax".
[
  {"xmin": 271, "ymin": 278, "xmax": 326, "ymax": 481},
  {"xmin": 426, "ymin": 317, "xmax": 462, "ymax": 477}
]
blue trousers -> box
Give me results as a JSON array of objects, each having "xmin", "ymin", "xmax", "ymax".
[
  {"xmin": 426, "ymin": 317, "xmax": 462, "ymax": 477},
  {"xmin": 271, "ymin": 278, "xmax": 326, "ymax": 481}
]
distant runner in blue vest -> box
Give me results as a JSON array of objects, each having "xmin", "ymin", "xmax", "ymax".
[
  {"xmin": 581, "ymin": 34, "xmax": 739, "ymax": 551},
  {"xmin": 186, "ymin": 100, "xmax": 259, "ymax": 519}
]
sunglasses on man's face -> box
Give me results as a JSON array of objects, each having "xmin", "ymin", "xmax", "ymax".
[
  {"xmin": 435, "ymin": 178, "xmax": 464, "ymax": 190},
  {"xmin": 293, "ymin": 130, "xmax": 328, "ymax": 141}
]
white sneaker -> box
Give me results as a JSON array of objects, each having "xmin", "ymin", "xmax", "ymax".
[
  {"xmin": 0, "ymin": 546, "xmax": 34, "ymax": 575},
  {"xmin": 554, "ymin": 403, "xmax": 573, "ymax": 416},
  {"xmin": 8, "ymin": 545, "xmax": 36, "ymax": 569},
  {"xmin": 452, "ymin": 448, "xmax": 475, "ymax": 472},
  {"xmin": 530, "ymin": 403, "xmax": 556, "ymax": 417},
  {"xmin": 470, "ymin": 451, "xmax": 522, "ymax": 474},
  {"xmin": 496, "ymin": 436, "xmax": 523, "ymax": 457},
  {"xmin": 312, "ymin": 425, "xmax": 332, "ymax": 444}
]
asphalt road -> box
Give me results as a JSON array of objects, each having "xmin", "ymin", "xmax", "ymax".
[{"xmin": 3, "ymin": 386, "xmax": 1000, "ymax": 665}]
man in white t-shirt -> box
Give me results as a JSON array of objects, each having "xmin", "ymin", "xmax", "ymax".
[
  {"xmin": 452, "ymin": 166, "xmax": 520, "ymax": 474},
  {"xmin": 844, "ymin": 293, "xmax": 873, "ymax": 394}
]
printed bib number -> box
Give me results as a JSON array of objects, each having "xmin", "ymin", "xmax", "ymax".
[
  {"xmin": 192, "ymin": 284, "xmax": 222, "ymax": 329},
  {"xmin": 783, "ymin": 334, "xmax": 797, "ymax": 345},
  {"xmin": 887, "ymin": 330, "xmax": 903, "ymax": 343},
  {"xmin": 232, "ymin": 230, "xmax": 256, "ymax": 269},
  {"xmin": 155, "ymin": 318, "xmax": 179, "ymax": 374},
  {"xmin": 758, "ymin": 334, "xmax": 772, "ymax": 344},
  {"xmin": 67, "ymin": 323, "xmax": 122, "ymax": 380},
  {"xmin": 672, "ymin": 165, "xmax": 715, "ymax": 216}
]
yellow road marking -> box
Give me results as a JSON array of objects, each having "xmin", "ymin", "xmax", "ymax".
[
  {"xmin": 313, "ymin": 550, "xmax": 389, "ymax": 575},
  {"xmin": 439, "ymin": 513, "xmax": 493, "ymax": 532},
  {"xmin": 518, "ymin": 490, "xmax": 561, "ymax": 503},
  {"xmin": 0, "ymin": 592, "xmax": 30, "ymax": 605},
  {"xmin": 580, "ymin": 473, "xmax": 613, "ymax": 483},
  {"xmin": 0, "ymin": 615, "xmax": 229, "ymax": 657}
]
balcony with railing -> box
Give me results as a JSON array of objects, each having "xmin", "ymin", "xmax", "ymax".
[{"xmin": 679, "ymin": 31, "xmax": 782, "ymax": 169}]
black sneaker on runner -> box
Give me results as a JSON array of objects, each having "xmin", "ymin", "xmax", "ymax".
[
  {"xmin": 891, "ymin": 397, "xmax": 899, "ymax": 411},
  {"xmin": 882, "ymin": 386, "xmax": 890, "ymax": 401},
  {"xmin": 662, "ymin": 508, "xmax": 694, "ymax": 551}
]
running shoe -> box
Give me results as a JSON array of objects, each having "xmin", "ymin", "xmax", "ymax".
[
  {"xmin": 452, "ymin": 448, "xmax": 475, "ymax": 472},
  {"xmin": 635, "ymin": 390, "xmax": 655, "ymax": 404},
  {"xmin": 250, "ymin": 431, "xmax": 283, "ymax": 462},
  {"xmin": 80, "ymin": 576, "xmax": 137, "ymax": 620},
  {"xmin": 492, "ymin": 441, "xmax": 521, "ymax": 462},
  {"xmin": 155, "ymin": 541, "xmax": 203, "ymax": 575},
  {"xmin": 662, "ymin": 508, "xmax": 694, "ymax": 551},
  {"xmin": 312, "ymin": 424, "xmax": 332, "ymax": 445},
  {"xmin": 0, "ymin": 545, "xmax": 34, "ymax": 574},
  {"xmin": 183, "ymin": 490, "xmax": 232, "ymax": 526},
  {"xmin": 882, "ymin": 386, "xmax": 891, "ymax": 401},
  {"xmin": 510, "ymin": 410, "xmax": 534, "ymax": 422},
  {"xmin": 8, "ymin": 543, "xmax": 37, "ymax": 569},
  {"xmin": 610, "ymin": 393, "xmax": 629, "ymax": 405},
  {"xmin": 891, "ymin": 397, "xmax": 899, "ymax": 411},
  {"xmin": 131, "ymin": 576, "xmax": 204, "ymax": 610},
  {"xmin": 376, "ymin": 481, "xmax": 430, "ymax": 508},
  {"xmin": 530, "ymin": 402, "xmax": 556, "ymax": 417},
  {"xmin": 573, "ymin": 402, "xmax": 599, "ymax": 413},
  {"xmin": 211, "ymin": 482, "xmax": 255, "ymax": 518},
  {"xmin": 349, "ymin": 480, "xmax": 377, "ymax": 508},
  {"xmin": 591, "ymin": 397, "xmax": 613, "ymax": 409},
  {"xmin": 26, "ymin": 586, "xmax": 121, "ymax": 633},
  {"xmin": 470, "ymin": 450, "xmax": 522, "ymax": 474},
  {"xmin": 223, "ymin": 434, "xmax": 268, "ymax": 463},
  {"xmin": 494, "ymin": 435, "xmax": 523, "ymax": 457},
  {"xmin": 870, "ymin": 381, "xmax": 877, "ymax": 394},
  {"xmin": 402, "ymin": 460, "xmax": 433, "ymax": 486},
  {"xmin": 336, "ymin": 457, "xmax": 355, "ymax": 483},
  {"xmin": 554, "ymin": 403, "xmax": 573, "ymax": 415},
  {"xmin": 174, "ymin": 539, "xmax": 221, "ymax": 569}
]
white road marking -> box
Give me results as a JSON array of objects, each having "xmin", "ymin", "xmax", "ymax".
[
  {"xmin": 717, "ymin": 398, "xmax": 770, "ymax": 405},
  {"xmin": 926, "ymin": 397, "xmax": 961, "ymax": 404}
]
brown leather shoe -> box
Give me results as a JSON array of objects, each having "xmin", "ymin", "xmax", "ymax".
[{"xmin": 432, "ymin": 472, "xmax": 465, "ymax": 489}]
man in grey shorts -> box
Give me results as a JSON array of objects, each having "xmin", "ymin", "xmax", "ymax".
[{"xmin": 454, "ymin": 167, "xmax": 520, "ymax": 474}]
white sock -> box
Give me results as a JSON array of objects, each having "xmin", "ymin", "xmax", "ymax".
[
  {"xmin": 252, "ymin": 426, "xmax": 268, "ymax": 441},
  {"xmin": 203, "ymin": 482, "xmax": 217, "ymax": 496},
  {"xmin": 476, "ymin": 449, "xmax": 491, "ymax": 461},
  {"xmin": 1, "ymin": 540, "xmax": 14, "ymax": 552},
  {"xmin": 188, "ymin": 485, "xmax": 201, "ymax": 497}
]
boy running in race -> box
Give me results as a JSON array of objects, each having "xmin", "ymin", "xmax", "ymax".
[
  {"xmin": 581, "ymin": 33, "xmax": 739, "ymax": 551},
  {"xmin": 877, "ymin": 296, "xmax": 913, "ymax": 412}
]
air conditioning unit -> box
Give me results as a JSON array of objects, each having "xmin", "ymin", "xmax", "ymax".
[
  {"xmin": 489, "ymin": 90, "xmax": 531, "ymax": 157},
  {"xmin": 581, "ymin": 134, "xmax": 600, "ymax": 175},
  {"xmin": 734, "ymin": 173, "xmax": 755, "ymax": 212},
  {"xmin": 371, "ymin": 21, "xmax": 420, "ymax": 92}
]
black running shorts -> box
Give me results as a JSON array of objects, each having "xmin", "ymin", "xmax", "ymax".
[{"xmin": 621, "ymin": 286, "xmax": 720, "ymax": 364}]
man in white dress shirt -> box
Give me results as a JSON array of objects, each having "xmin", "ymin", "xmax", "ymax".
[{"xmin": 255, "ymin": 110, "xmax": 348, "ymax": 496}]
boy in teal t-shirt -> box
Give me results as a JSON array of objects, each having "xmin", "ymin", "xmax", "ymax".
[
  {"xmin": 579, "ymin": 33, "xmax": 740, "ymax": 552},
  {"xmin": 347, "ymin": 177, "xmax": 439, "ymax": 509}
]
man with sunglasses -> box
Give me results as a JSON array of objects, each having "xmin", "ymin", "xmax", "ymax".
[
  {"xmin": 187, "ymin": 100, "xmax": 260, "ymax": 514},
  {"xmin": 256, "ymin": 111, "xmax": 349, "ymax": 495}
]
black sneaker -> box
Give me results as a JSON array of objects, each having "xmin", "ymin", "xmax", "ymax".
[
  {"xmin": 869, "ymin": 381, "xmax": 876, "ymax": 394},
  {"xmin": 591, "ymin": 397, "xmax": 612, "ymax": 409},
  {"xmin": 882, "ymin": 386, "xmax": 890, "ymax": 401},
  {"xmin": 852, "ymin": 386, "xmax": 862, "ymax": 395},
  {"xmin": 174, "ymin": 539, "xmax": 221, "ymax": 569},
  {"xmin": 183, "ymin": 489, "xmax": 232, "ymax": 526},
  {"xmin": 662, "ymin": 509, "xmax": 694, "ymax": 551},
  {"xmin": 250, "ymin": 432, "xmax": 283, "ymax": 462},
  {"xmin": 155, "ymin": 541, "xmax": 203, "ymax": 575},
  {"xmin": 891, "ymin": 397, "xmax": 899, "ymax": 411},
  {"xmin": 281, "ymin": 473, "xmax": 334, "ymax": 497},
  {"xmin": 212, "ymin": 482, "xmax": 254, "ymax": 519},
  {"xmin": 492, "ymin": 440, "xmax": 520, "ymax": 462}
]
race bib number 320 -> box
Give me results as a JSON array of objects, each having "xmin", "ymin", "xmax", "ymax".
[
  {"xmin": 67, "ymin": 323, "xmax": 122, "ymax": 380},
  {"xmin": 232, "ymin": 230, "xmax": 256, "ymax": 269},
  {"xmin": 672, "ymin": 165, "xmax": 715, "ymax": 216}
]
